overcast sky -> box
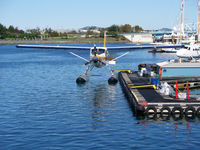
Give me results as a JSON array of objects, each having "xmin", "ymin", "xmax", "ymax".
[{"xmin": 0, "ymin": 0, "xmax": 198, "ymax": 30}]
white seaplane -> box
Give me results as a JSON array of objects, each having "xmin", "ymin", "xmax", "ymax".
[
  {"xmin": 69, "ymin": 44, "xmax": 130, "ymax": 84},
  {"xmin": 16, "ymin": 32, "xmax": 183, "ymax": 84}
]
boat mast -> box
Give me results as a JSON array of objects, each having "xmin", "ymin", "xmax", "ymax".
[
  {"xmin": 193, "ymin": 19, "xmax": 195, "ymax": 35},
  {"xmin": 180, "ymin": 0, "xmax": 184, "ymax": 43},
  {"xmin": 198, "ymin": 0, "xmax": 200, "ymax": 41}
]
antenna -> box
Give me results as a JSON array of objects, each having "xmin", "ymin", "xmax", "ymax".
[
  {"xmin": 198, "ymin": 0, "xmax": 200, "ymax": 40},
  {"xmin": 104, "ymin": 31, "xmax": 107, "ymax": 47},
  {"xmin": 180, "ymin": 0, "xmax": 184, "ymax": 43}
]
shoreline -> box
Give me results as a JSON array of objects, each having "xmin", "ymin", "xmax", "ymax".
[{"xmin": 0, "ymin": 38, "xmax": 131, "ymax": 45}]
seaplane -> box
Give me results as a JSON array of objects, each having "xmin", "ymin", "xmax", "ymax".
[
  {"xmin": 69, "ymin": 44, "xmax": 130, "ymax": 84},
  {"xmin": 16, "ymin": 32, "xmax": 184, "ymax": 84},
  {"xmin": 176, "ymin": 43, "xmax": 200, "ymax": 59}
]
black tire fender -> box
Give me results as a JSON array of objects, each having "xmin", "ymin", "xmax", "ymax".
[
  {"xmin": 146, "ymin": 106, "xmax": 157, "ymax": 115},
  {"xmin": 185, "ymin": 106, "xmax": 195, "ymax": 116},
  {"xmin": 196, "ymin": 107, "xmax": 200, "ymax": 117},
  {"xmin": 172, "ymin": 106, "xmax": 183, "ymax": 115},
  {"xmin": 160, "ymin": 106, "xmax": 171, "ymax": 116}
]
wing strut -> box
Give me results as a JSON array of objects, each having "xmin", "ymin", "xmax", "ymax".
[
  {"xmin": 69, "ymin": 52, "xmax": 89, "ymax": 62},
  {"xmin": 112, "ymin": 52, "xmax": 130, "ymax": 61}
]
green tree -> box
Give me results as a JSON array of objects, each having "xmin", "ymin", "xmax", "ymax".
[
  {"xmin": 44, "ymin": 28, "xmax": 52, "ymax": 36},
  {"xmin": 107, "ymin": 24, "xmax": 120, "ymax": 33},
  {"xmin": 19, "ymin": 29, "xmax": 25, "ymax": 34},
  {"xmin": 27, "ymin": 28, "xmax": 41, "ymax": 38},
  {"xmin": 106, "ymin": 25, "xmax": 119, "ymax": 38},
  {"xmin": 50, "ymin": 31, "xmax": 59, "ymax": 37},
  {"xmin": 133, "ymin": 25, "xmax": 143, "ymax": 32},
  {"xmin": 8, "ymin": 25, "xmax": 15, "ymax": 33},
  {"xmin": 0, "ymin": 23, "xmax": 7, "ymax": 39},
  {"xmin": 60, "ymin": 32, "xmax": 68, "ymax": 39}
]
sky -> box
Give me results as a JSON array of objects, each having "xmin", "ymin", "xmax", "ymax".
[{"xmin": 0, "ymin": 0, "xmax": 198, "ymax": 30}]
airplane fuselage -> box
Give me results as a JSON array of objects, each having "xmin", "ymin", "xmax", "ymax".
[{"xmin": 90, "ymin": 47, "xmax": 109, "ymax": 68}]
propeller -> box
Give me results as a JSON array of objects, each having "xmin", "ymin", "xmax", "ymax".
[{"xmin": 84, "ymin": 60, "xmax": 92, "ymax": 66}]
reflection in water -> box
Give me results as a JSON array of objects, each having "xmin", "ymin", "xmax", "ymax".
[
  {"xmin": 90, "ymin": 84, "xmax": 117, "ymax": 129},
  {"xmin": 136, "ymin": 118, "xmax": 194, "ymax": 145},
  {"xmin": 174, "ymin": 121, "xmax": 191, "ymax": 144},
  {"xmin": 77, "ymin": 82, "xmax": 117, "ymax": 129}
]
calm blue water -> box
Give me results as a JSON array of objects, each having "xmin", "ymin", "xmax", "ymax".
[{"xmin": 0, "ymin": 44, "xmax": 200, "ymax": 150}]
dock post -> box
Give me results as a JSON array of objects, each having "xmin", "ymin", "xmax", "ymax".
[
  {"xmin": 176, "ymin": 81, "xmax": 178, "ymax": 99},
  {"xmin": 187, "ymin": 81, "xmax": 189, "ymax": 100},
  {"xmin": 159, "ymin": 67, "xmax": 162, "ymax": 81}
]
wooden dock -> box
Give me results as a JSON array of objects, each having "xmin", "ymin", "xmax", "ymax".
[{"xmin": 118, "ymin": 71, "xmax": 200, "ymax": 119}]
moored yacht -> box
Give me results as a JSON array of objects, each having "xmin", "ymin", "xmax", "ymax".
[{"xmin": 176, "ymin": 43, "xmax": 200, "ymax": 58}]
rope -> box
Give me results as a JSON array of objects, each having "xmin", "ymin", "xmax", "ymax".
[
  {"xmin": 176, "ymin": 81, "xmax": 189, "ymax": 94},
  {"xmin": 177, "ymin": 85, "xmax": 187, "ymax": 93}
]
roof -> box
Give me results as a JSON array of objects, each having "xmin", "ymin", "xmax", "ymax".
[{"xmin": 157, "ymin": 60, "xmax": 200, "ymax": 68}]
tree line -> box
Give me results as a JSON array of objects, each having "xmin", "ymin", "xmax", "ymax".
[
  {"xmin": 0, "ymin": 23, "xmax": 143, "ymax": 40},
  {"xmin": 0, "ymin": 23, "xmax": 66, "ymax": 40},
  {"xmin": 105, "ymin": 24, "xmax": 143, "ymax": 38},
  {"xmin": 83, "ymin": 24, "xmax": 143, "ymax": 38}
]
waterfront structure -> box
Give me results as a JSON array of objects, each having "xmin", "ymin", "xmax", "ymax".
[
  {"xmin": 118, "ymin": 71, "xmax": 200, "ymax": 118},
  {"xmin": 157, "ymin": 59, "xmax": 200, "ymax": 77},
  {"xmin": 122, "ymin": 33, "xmax": 153, "ymax": 43}
]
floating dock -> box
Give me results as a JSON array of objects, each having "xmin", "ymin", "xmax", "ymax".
[{"xmin": 118, "ymin": 71, "xmax": 200, "ymax": 119}]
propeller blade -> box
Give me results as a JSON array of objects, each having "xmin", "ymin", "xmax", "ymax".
[{"xmin": 84, "ymin": 60, "xmax": 92, "ymax": 65}]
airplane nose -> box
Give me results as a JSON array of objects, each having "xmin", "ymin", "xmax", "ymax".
[{"xmin": 93, "ymin": 56, "xmax": 98, "ymax": 63}]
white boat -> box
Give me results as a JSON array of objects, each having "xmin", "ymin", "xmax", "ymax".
[
  {"xmin": 159, "ymin": 42, "xmax": 180, "ymax": 53},
  {"xmin": 161, "ymin": 48, "xmax": 180, "ymax": 53},
  {"xmin": 176, "ymin": 44, "xmax": 200, "ymax": 58}
]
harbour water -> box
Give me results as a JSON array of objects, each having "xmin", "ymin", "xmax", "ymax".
[{"xmin": 0, "ymin": 44, "xmax": 200, "ymax": 149}]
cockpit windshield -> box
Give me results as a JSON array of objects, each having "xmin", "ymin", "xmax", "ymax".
[{"xmin": 91, "ymin": 48, "xmax": 105, "ymax": 55}]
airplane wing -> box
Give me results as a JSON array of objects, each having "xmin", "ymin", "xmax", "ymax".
[
  {"xmin": 16, "ymin": 44, "xmax": 91, "ymax": 50},
  {"xmin": 16, "ymin": 44, "xmax": 184, "ymax": 50},
  {"xmin": 106, "ymin": 44, "xmax": 184, "ymax": 50}
]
